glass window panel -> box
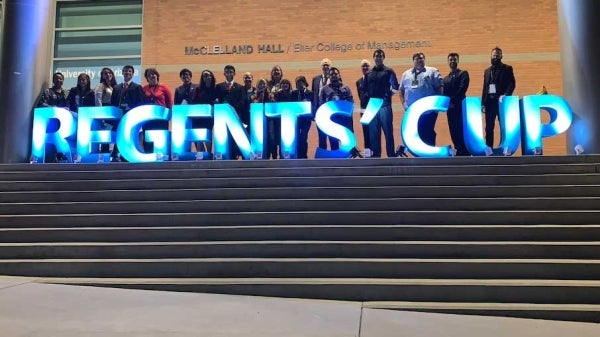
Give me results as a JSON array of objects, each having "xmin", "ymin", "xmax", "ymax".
[
  {"xmin": 53, "ymin": 58, "xmax": 142, "ymax": 89},
  {"xmin": 54, "ymin": 28, "xmax": 141, "ymax": 58},
  {"xmin": 56, "ymin": 0, "xmax": 142, "ymax": 28}
]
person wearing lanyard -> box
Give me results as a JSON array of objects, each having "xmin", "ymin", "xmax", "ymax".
[
  {"xmin": 142, "ymin": 67, "xmax": 173, "ymax": 155},
  {"xmin": 400, "ymin": 52, "xmax": 443, "ymax": 147},
  {"xmin": 481, "ymin": 46, "xmax": 516, "ymax": 148},
  {"xmin": 110, "ymin": 65, "xmax": 144, "ymax": 162},
  {"xmin": 174, "ymin": 68, "xmax": 196, "ymax": 105}
]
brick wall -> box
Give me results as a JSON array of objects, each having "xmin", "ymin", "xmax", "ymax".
[{"xmin": 142, "ymin": 0, "xmax": 566, "ymax": 156}]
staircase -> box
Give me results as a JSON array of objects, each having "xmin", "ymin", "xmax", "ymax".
[{"xmin": 1, "ymin": 156, "xmax": 599, "ymax": 323}]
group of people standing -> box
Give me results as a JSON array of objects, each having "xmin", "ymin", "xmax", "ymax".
[
  {"xmin": 37, "ymin": 46, "xmax": 515, "ymax": 162},
  {"xmin": 356, "ymin": 46, "xmax": 516, "ymax": 158}
]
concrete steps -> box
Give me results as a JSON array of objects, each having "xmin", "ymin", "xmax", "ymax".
[{"xmin": 0, "ymin": 155, "xmax": 599, "ymax": 322}]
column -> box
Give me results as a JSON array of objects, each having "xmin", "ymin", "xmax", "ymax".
[
  {"xmin": 0, "ymin": 0, "xmax": 53, "ymax": 163},
  {"xmin": 558, "ymin": 0, "xmax": 600, "ymax": 154}
]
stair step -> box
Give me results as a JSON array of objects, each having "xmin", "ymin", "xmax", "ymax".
[
  {"xmin": 2, "ymin": 185, "xmax": 600, "ymax": 202},
  {"xmin": 35, "ymin": 277, "xmax": 600, "ymax": 304},
  {"xmin": 3, "ymin": 155, "xmax": 597, "ymax": 172},
  {"xmin": 2, "ymin": 197, "xmax": 599, "ymax": 215},
  {"xmin": 2, "ymin": 210, "xmax": 599, "ymax": 228},
  {"xmin": 1, "ymin": 241, "xmax": 598, "ymax": 259},
  {"xmin": 3, "ymin": 174, "xmax": 599, "ymax": 192},
  {"xmin": 364, "ymin": 301, "xmax": 600, "ymax": 323},
  {"xmin": 3, "ymin": 225, "xmax": 600, "ymax": 242},
  {"xmin": 1, "ymin": 163, "xmax": 597, "ymax": 181},
  {"xmin": 1, "ymin": 258, "xmax": 599, "ymax": 279}
]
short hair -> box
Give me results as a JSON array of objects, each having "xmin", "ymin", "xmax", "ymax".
[
  {"xmin": 447, "ymin": 52, "xmax": 460, "ymax": 60},
  {"xmin": 224, "ymin": 65, "xmax": 236, "ymax": 73},
  {"xmin": 122, "ymin": 65, "xmax": 135, "ymax": 73},
  {"xmin": 179, "ymin": 68, "xmax": 192, "ymax": 78},
  {"xmin": 52, "ymin": 72, "xmax": 64, "ymax": 81},
  {"xmin": 360, "ymin": 59, "xmax": 371, "ymax": 66},
  {"xmin": 243, "ymin": 72, "xmax": 253, "ymax": 79},
  {"xmin": 321, "ymin": 58, "xmax": 332, "ymax": 66},
  {"xmin": 492, "ymin": 46, "xmax": 503, "ymax": 54},
  {"xmin": 295, "ymin": 75, "xmax": 308, "ymax": 87},
  {"xmin": 280, "ymin": 78, "xmax": 292, "ymax": 89},
  {"xmin": 329, "ymin": 67, "xmax": 342, "ymax": 82},
  {"xmin": 412, "ymin": 52, "xmax": 425, "ymax": 60},
  {"xmin": 144, "ymin": 68, "xmax": 160, "ymax": 81},
  {"xmin": 373, "ymin": 49, "xmax": 385, "ymax": 58}
]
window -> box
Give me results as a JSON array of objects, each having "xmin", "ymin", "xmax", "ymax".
[{"xmin": 53, "ymin": 0, "xmax": 143, "ymax": 87}]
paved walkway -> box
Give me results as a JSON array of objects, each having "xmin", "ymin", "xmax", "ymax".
[{"xmin": 0, "ymin": 276, "xmax": 598, "ymax": 337}]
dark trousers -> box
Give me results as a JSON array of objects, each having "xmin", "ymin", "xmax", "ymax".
[
  {"xmin": 447, "ymin": 105, "xmax": 469, "ymax": 156},
  {"xmin": 267, "ymin": 117, "xmax": 281, "ymax": 159},
  {"xmin": 360, "ymin": 113, "xmax": 371, "ymax": 150},
  {"xmin": 418, "ymin": 111, "xmax": 438, "ymax": 147},
  {"xmin": 99, "ymin": 119, "xmax": 121, "ymax": 158},
  {"xmin": 484, "ymin": 99, "xmax": 500, "ymax": 148},
  {"xmin": 368, "ymin": 105, "xmax": 395, "ymax": 157},
  {"xmin": 297, "ymin": 117, "xmax": 312, "ymax": 159},
  {"xmin": 318, "ymin": 128, "xmax": 339, "ymax": 151}
]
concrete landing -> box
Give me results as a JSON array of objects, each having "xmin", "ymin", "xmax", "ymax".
[{"xmin": 0, "ymin": 276, "xmax": 598, "ymax": 337}]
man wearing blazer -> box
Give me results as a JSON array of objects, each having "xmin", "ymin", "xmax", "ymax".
[
  {"xmin": 312, "ymin": 58, "xmax": 338, "ymax": 151},
  {"xmin": 216, "ymin": 65, "xmax": 247, "ymax": 159},
  {"xmin": 481, "ymin": 47, "xmax": 516, "ymax": 148},
  {"xmin": 109, "ymin": 65, "xmax": 144, "ymax": 161},
  {"xmin": 356, "ymin": 59, "xmax": 371, "ymax": 153},
  {"xmin": 111, "ymin": 65, "xmax": 144, "ymax": 114}
]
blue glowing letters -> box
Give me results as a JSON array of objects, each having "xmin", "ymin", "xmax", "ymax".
[
  {"xmin": 399, "ymin": 94, "xmax": 573, "ymax": 157},
  {"xmin": 31, "ymin": 94, "xmax": 573, "ymax": 162}
]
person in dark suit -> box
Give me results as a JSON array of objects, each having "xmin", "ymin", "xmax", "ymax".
[
  {"xmin": 111, "ymin": 65, "xmax": 144, "ymax": 113},
  {"xmin": 481, "ymin": 47, "xmax": 516, "ymax": 148},
  {"xmin": 174, "ymin": 68, "xmax": 196, "ymax": 105},
  {"xmin": 216, "ymin": 65, "xmax": 247, "ymax": 159},
  {"xmin": 443, "ymin": 53, "xmax": 470, "ymax": 156},
  {"xmin": 110, "ymin": 65, "xmax": 144, "ymax": 161},
  {"xmin": 356, "ymin": 59, "xmax": 371, "ymax": 153},
  {"xmin": 292, "ymin": 76, "xmax": 313, "ymax": 159},
  {"xmin": 312, "ymin": 58, "xmax": 338, "ymax": 150}
]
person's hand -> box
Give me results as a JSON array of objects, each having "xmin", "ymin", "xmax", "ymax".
[
  {"xmin": 481, "ymin": 106, "xmax": 486, "ymax": 113},
  {"xmin": 499, "ymin": 95, "xmax": 505, "ymax": 103}
]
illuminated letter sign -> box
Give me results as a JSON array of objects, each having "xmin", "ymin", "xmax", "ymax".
[
  {"xmin": 401, "ymin": 95, "xmax": 572, "ymax": 157},
  {"xmin": 314, "ymin": 100, "xmax": 356, "ymax": 158},
  {"xmin": 30, "ymin": 95, "xmax": 573, "ymax": 163}
]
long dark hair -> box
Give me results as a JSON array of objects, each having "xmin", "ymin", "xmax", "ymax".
[
  {"xmin": 76, "ymin": 73, "xmax": 92, "ymax": 95},
  {"xmin": 100, "ymin": 67, "xmax": 117, "ymax": 88},
  {"xmin": 192, "ymin": 70, "xmax": 217, "ymax": 104}
]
